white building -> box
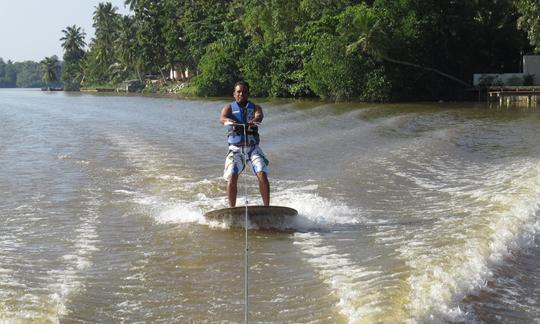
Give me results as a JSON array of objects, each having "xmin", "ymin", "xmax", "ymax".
[
  {"xmin": 473, "ymin": 55, "xmax": 540, "ymax": 86},
  {"xmin": 523, "ymin": 55, "xmax": 540, "ymax": 81}
]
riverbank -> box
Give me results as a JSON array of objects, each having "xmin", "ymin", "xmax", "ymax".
[
  {"xmin": 13, "ymin": 82, "xmax": 540, "ymax": 107},
  {"xmin": 76, "ymin": 80, "xmax": 447, "ymax": 104},
  {"xmin": 79, "ymin": 84, "xmax": 525, "ymax": 109}
]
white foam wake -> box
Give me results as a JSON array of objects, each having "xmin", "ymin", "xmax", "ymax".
[
  {"xmin": 273, "ymin": 184, "xmax": 364, "ymax": 230},
  {"xmin": 399, "ymin": 160, "xmax": 540, "ymax": 323},
  {"xmin": 0, "ymin": 229, "xmax": 26, "ymax": 321},
  {"xmin": 294, "ymin": 232, "xmax": 385, "ymax": 322},
  {"xmin": 46, "ymin": 188, "xmax": 101, "ymax": 320},
  {"xmin": 150, "ymin": 182, "xmax": 364, "ymax": 231}
]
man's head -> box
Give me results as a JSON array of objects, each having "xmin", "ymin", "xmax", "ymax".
[{"xmin": 233, "ymin": 81, "xmax": 249, "ymax": 105}]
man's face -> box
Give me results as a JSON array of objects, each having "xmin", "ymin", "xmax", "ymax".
[{"xmin": 233, "ymin": 85, "xmax": 248, "ymax": 104}]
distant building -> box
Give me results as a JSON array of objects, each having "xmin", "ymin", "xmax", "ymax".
[
  {"xmin": 117, "ymin": 79, "xmax": 144, "ymax": 92},
  {"xmin": 523, "ymin": 55, "xmax": 540, "ymax": 81},
  {"xmin": 170, "ymin": 67, "xmax": 193, "ymax": 81},
  {"xmin": 473, "ymin": 55, "xmax": 540, "ymax": 86}
]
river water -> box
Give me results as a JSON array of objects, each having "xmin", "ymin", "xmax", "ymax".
[{"xmin": 0, "ymin": 89, "xmax": 539, "ymax": 323}]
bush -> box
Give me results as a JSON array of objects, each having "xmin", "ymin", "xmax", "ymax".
[
  {"xmin": 477, "ymin": 74, "xmax": 504, "ymax": 87},
  {"xmin": 477, "ymin": 75, "xmax": 495, "ymax": 87},
  {"xmin": 140, "ymin": 82, "xmax": 160, "ymax": 93},
  {"xmin": 305, "ymin": 34, "xmax": 353, "ymax": 100},
  {"xmin": 192, "ymin": 38, "xmax": 241, "ymax": 96},
  {"xmin": 61, "ymin": 62, "xmax": 83, "ymax": 91},
  {"xmin": 506, "ymin": 76, "xmax": 523, "ymax": 86},
  {"xmin": 361, "ymin": 68, "xmax": 391, "ymax": 102},
  {"xmin": 523, "ymin": 74, "xmax": 535, "ymax": 86},
  {"xmin": 239, "ymin": 44, "xmax": 272, "ymax": 97}
]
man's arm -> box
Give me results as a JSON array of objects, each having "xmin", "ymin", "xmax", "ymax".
[
  {"xmin": 220, "ymin": 104, "xmax": 234, "ymax": 125},
  {"xmin": 252, "ymin": 105, "xmax": 264, "ymax": 123}
]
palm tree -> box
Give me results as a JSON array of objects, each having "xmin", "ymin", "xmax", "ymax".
[
  {"xmin": 124, "ymin": 0, "xmax": 138, "ymax": 11},
  {"xmin": 60, "ymin": 25, "xmax": 86, "ymax": 61},
  {"xmin": 60, "ymin": 25, "xmax": 87, "ymax": 90},
  {"xmin": 93, "ymin": 2, "xmax": 119, "ymax": 66},
  {"xmin": 115, "ymin": 15, "xmax": 142, "ymax": 80},
  {"xmin": 40, "ymin": 56, "xmax": 60, "ymax": 87}
]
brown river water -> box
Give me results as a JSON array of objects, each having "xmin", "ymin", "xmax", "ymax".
[{"xmin": 0, "ymin": 89, "xmax": 539, "ymax": 323}]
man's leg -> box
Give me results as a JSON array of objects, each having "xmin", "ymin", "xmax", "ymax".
[
  {"xmin": 256, "ymin": 172, "xmax": 270, "ymax": 206},
  {"xmin": 227, "ymin": 174, "xmax": 239, "ymax": 207}
]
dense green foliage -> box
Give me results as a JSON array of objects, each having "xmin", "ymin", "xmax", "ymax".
[
  {"xmin": 3, "ymin": 0, "xmax": 539, "ymax": 100},
  {"xmin": 0, "ymin": 59, "xmax": 17, "ymax": 87},
  {"xmin": 0, "ymin": 58, "xmax": 45, "ymax": 88},
  {"xmin": 84, "ymin": 2, "xmax": 123, "ymax": 86},
  {"xmin": 515, "ymin": 0, "xmax": 540, "ymax": 53},
  {"xmin": 107, "ymin": 0, "xmax": 532, "ymax": 101}
]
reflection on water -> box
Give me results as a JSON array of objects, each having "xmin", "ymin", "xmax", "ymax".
[
  {"xmin": 488, "ymin": 100, "xmax": 538, "ymax": 112},
  {"xmin": 0, "ymin": 89, "xmax": 539, "ymax": 322}
]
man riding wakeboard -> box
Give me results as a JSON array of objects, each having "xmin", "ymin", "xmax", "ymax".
[{"xmin": 220, "ymin": 81, "xmax": 270, "ymax": 207}]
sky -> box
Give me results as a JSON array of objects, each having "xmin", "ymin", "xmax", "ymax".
[{"xmin": 0, "ymin": 0, "xmax": 129, "ymax": 62}]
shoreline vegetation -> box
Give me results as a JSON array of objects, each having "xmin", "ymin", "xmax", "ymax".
[{"xmin": 2, "ymin": 1, "xmax": 540, "ymax": 102}]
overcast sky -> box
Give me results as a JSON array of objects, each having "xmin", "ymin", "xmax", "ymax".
[{"xmin": 0, "ymin": 0, "xmax": 129, "ymax": 62}]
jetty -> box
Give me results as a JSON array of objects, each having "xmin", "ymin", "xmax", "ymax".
[
  {"xmin": 80, "ymin": 87, "xmax": 115, "ymax": 92},
  {"xmin": 488, "ymin": 86, "xmax": 540, "ymax": 105}
]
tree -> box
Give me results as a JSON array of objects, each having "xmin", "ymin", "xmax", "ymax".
[
  {"xmin": 162, "ymin": 0, "xmax": 190, "ymax": 81},
  {"xmin": 339, "ymin": 2, "xmax": 472, "ymax": 91},
  {"xmin": 58, "ymin": 0, "xmax": 534, "ymax": 100},
  {"xmin": 193, "ymin": 35, "xmax": 242, "ymax": 96},
  {"xmin": 124, "ymin": 0, "xmax": 138, "ymax": 11},
  {"xmin": 60, "ymin": 25, "xmax": 86, "ymax": 61},
  {"xmin": 239, "ymin": 43, "xmax": 273, "ymax": 97},
  {"xmin": 82, "ymin": 2, "xmax": 121, "ymax": 86},
  {"xmin": 14, "ymin": 61, "xmax": 43, "ymax": 88},
  {"xmin": 303, "ymin": 27, "xmax": 389, "ymax": 101},
  {"xmin": 0, "ymin": 58, "xmax": 8, "ymax": 87},
  {"xmin": 181, "ymin": 0, "xmax": 229, "ymax": 72},
  {"xmin": 0, "ymin": 60, "xmax": 17, "ymax": 88},
  {"xmin": 299, "ymin": 0, "xmax": 356, "ymax": 20},
  {"xmin": 40, "ymin": 56, "xmax": 60, "ymax": 86},
  {"xmin": 0, "ymin": 59, "xmax": 43, "ymax": 88},
  {"xmin": 239, "ymin": 0, "xmax": 308, "ymax": 97},
  {"xmin": 114, "ymin": 15, "xmax": 141, "ymax": 82},
  {"xmin": 305, "ymin": 34, "xmax": 353, "ymax": 100},
  {"xmin": 93, "ymin": 2, "xmax": 120, "ymax": 73},
  {"xmin": 515, "ymin": 0, "xmax": 540, "ymax": 53},
  {"xmin": 0, "ymin": 59, "xmax": 17, "ymax": 87},
  {"xmin": 134, "ymin": 0, "xmax": 167, "ymax": 78},
  {"xmin": 60, "ymin": 25, "xmax": 87, "ymax": 90}
]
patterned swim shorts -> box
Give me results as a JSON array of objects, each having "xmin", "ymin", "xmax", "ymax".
[{"xmin": 223, "ymin": 145, "xmax": 269, "ymax": 179}]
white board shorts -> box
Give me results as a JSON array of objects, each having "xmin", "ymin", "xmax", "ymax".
[{"xmin": 223, "ymin": 145, "xmax": 269, "ymax": 179}]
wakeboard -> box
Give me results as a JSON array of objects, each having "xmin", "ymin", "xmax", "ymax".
[{"xmin": 204, "ymin": 205, "xmax": 297, "ymax": 229}]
